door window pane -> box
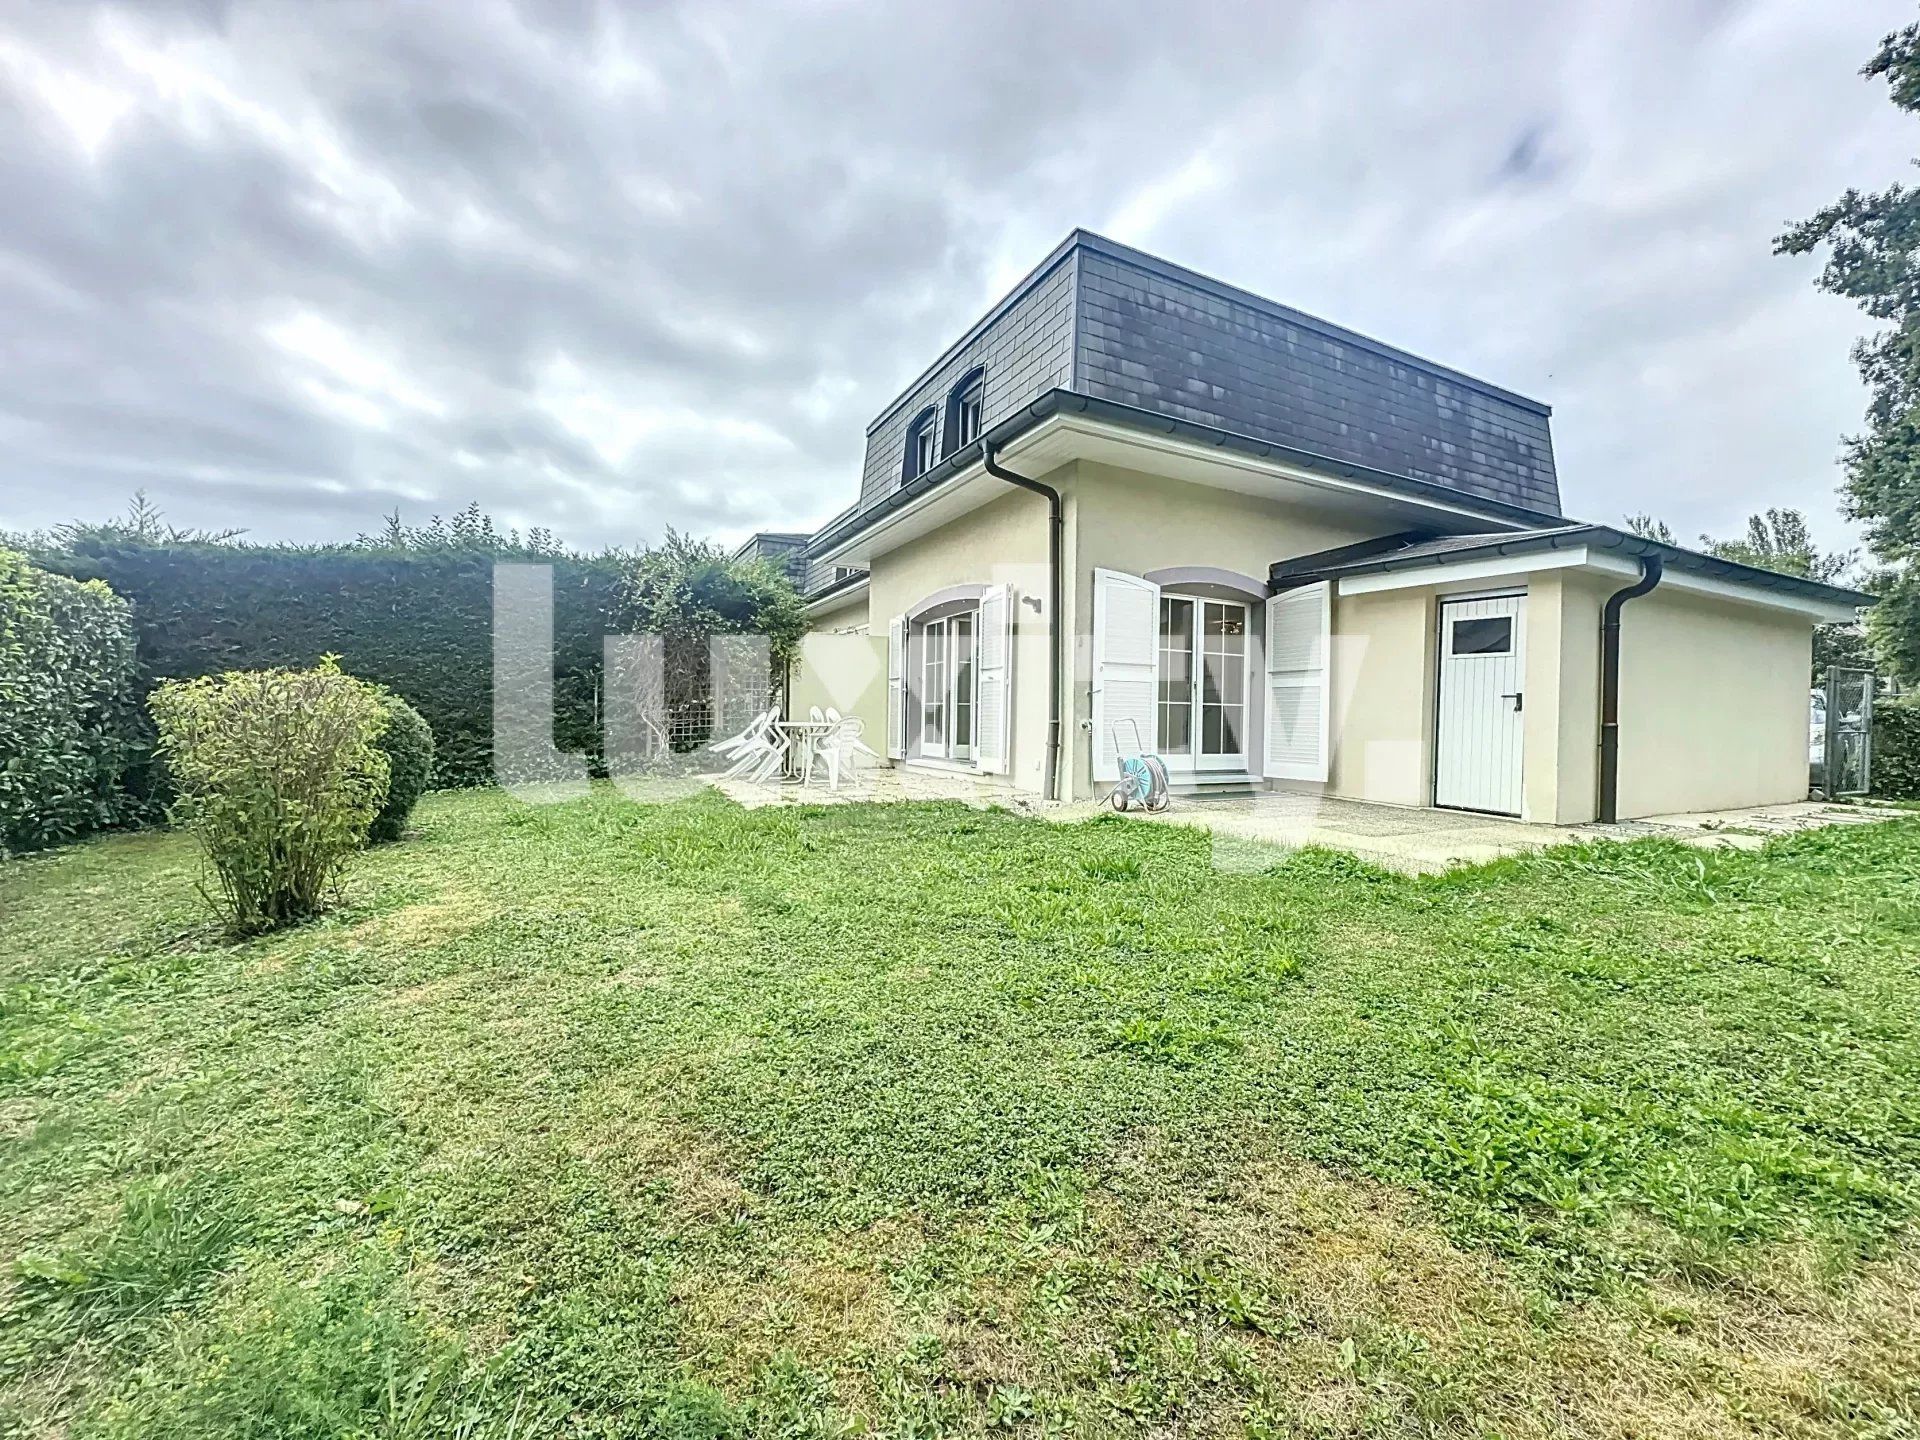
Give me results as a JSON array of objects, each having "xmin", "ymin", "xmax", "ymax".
[
  {"xmin": 1157, "ymin": 597, "xmax": 1194, "ymax": 755},
  {"xmin": 952, "ymin": 613, "xmax": 974, "ymax": 752},
  {"xmin": 1452, "ymin": 617, "xmax": 1512, "ymax": 655},
  {"xmin": 922, "ymin": 620, "xmax": 945, "ymax": 748}
]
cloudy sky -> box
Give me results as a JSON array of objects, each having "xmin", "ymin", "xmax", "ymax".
[{"xmin": 0, "ymin": 0, "xmax": 1912, "ymax": 556}]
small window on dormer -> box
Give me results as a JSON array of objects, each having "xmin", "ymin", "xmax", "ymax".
[
  {"xmin": 947, "ymin": 368, "xmax": 985, "ymax": 450},
  {"xmin": 904, "ymin": 408, "xmax": 939, "ymax": 481}
]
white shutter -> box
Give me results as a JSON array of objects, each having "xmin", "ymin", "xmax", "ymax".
[
  {"xmin": 1264, "ymin": 582, "xmax": 1330, "ymax": 782},
  {"xmin": 1091, "ymin": 568, "xmax": 1160, "ymax": 782},
  {"xmin": 975, "ymin": 585, "xmax": 1013, "ymax": 775},
  {"xmin": 886, "ymin": 614, "xmax": 907, "ymax": 760}
]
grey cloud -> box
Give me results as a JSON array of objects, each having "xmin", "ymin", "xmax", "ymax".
[{"xmin": 0, "ymin": 0, "xmax": 1913, "ymax": 556}]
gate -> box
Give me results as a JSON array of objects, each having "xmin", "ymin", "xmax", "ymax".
[{"xmin": 1819, "ymin": 666, "xmax": 1875, "ymax": 797}]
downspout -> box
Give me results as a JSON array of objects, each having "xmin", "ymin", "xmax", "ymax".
[
  {"xmin": 1597, "ymin": 555, "xmax": 1663, "ymax": 823},
  {"xmin": 982, "ymin": 441, "xmax": 1063, "ymax": 802}
]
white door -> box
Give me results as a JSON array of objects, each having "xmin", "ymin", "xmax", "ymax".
[{"xmin": 1434, "ymin": 594, "xmax": 1526, "ymax": 815}]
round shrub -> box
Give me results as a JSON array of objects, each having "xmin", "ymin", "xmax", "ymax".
[
  {"xmin": 150, "ymin": 659, "xmax": 390, "ymax": 935},
  {"xmin": 365, "ymin": 687, "xmax": 434, "ymax": 843}
]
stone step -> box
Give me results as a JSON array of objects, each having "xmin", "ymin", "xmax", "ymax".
[{"xmin": 1166, "ymin": 772, "xmax": 1262, "ymax": 799}]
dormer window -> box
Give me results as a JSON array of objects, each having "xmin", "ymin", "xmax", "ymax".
[
  {"xmin": 904, "ymin": 408, "xmax": 939, "ymax": 481},
  {"xmin": 947, "ymin": 368, "xmax": 985, "ymax": 450}
]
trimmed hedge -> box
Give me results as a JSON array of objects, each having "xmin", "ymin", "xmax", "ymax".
[
  {"xmin": 1873, "ymin": 696, "xmax": 1920, "ymax": 800},
  {"xmin": 0, "ymin": 548, "xmax": 138, "ymax": 855},
  {"xmin": 44, "ymin": 544, "xmax": 621, "ymax": 789}
]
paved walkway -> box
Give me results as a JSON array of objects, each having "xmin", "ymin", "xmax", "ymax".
[
  {"xmin": 706, "ymin": 767, "xmax": 1905, "ymax": 875},
  {"xmin": 1104, "ymin": 791, "xmax": 1903, "ymax": 874}
]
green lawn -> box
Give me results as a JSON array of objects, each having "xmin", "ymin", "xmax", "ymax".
[{"xmin": 2, "ymin": 789, "xmax": 1918, "ymax": 1438}]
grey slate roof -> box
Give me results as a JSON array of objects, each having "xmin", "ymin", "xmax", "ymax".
[
  {"xmin": 1268, "ymin": 525, "xmax": 1877, "ymax": 609},
  {"xmin": 730, "ymin": 530, "xmax": 810, "ymax": 586},
  {"xmin": 847, "ymin": 230, "xmax": 1559, "ymax": 525},
  {"xmin": 1074, "ymin": 237, "xmax": 1558, "ymax": 514}
]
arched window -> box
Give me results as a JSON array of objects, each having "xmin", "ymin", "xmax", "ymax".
[
  {"xmin": 903, "ymin": 407, "xmax": 939, "ymax": 481},
  {"xmin": 945, "ymin": 367, "xmax": 986, "ymax": 451}
]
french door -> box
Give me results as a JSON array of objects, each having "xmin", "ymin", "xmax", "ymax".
[
  {"xmin": 1156, "ymin": 596, "xmax": 1248, "ymax": 771},
  {"xmin": 918, "ymin": 612, "xmax": 976, "ymax": 760}
]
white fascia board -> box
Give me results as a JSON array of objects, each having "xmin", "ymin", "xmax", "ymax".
[
  {"xmin": 1338, "ymin": 546, "xmax": 1863, "ymax": 623},
  {"xmin": 813, "ymin": 411, "xmax": 1543, "ymax": 567},
  {"xmin": 1336, "ymin": 547, "xmax": 1596, "ymax": 595},
  {"xmin": 1650, "ymin": 568, "xmax": 1864, "ymax": 623},
  {"xmin": 1039, "ymin": 414, "xmax": 1542, "ymax": 531}
]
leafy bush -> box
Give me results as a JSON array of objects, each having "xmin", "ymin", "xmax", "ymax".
[
  {"xmin": 365, "ymin": 687, "xmax": 434, "ymax": 843},
  {"xmin": 150, "ymin": 660, "xmax": 390, "ymax": 934},
  {"xmin": 0, "ymin": 546, "xmax": 138, "ymax": 855},
  {"xmin": 613, "ymin": 531, "xmax": 805, "ymax": 753},
  {"xmin": 1872, "ymin": 695, "xmax": 1920, "ymax": 799}
]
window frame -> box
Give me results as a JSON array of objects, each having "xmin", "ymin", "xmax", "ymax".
[
  {"xmin": 902, "ymin": 407, "xmax": 940, "ymax": 483},
  {"xmin": 1155, "ymin": 593, "xmax": 1250, "ymax": 770},
  {"xmin": 945, "ymin": 367, "xmax": 986, "ymax": 452},
  {"xmin": 909, "ymin": 603, "xmax": 981, "ymax": 765}
]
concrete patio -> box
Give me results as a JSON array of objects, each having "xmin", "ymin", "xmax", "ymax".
[{"xmin": 705, "ymin": 765, "xmax": 1905, "ymax": 875}]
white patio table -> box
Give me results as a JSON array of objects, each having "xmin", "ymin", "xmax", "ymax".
[{"xmin": 773, "ymin": 719, "xmax": 841, "ymax": 782}]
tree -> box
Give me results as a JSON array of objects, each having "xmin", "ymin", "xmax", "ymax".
[
  {"xmin": 1622, "ymin": 512, "xmax": 1676, "ymax": 544},
  {"xmin": 1701, "ymin": 507, "xmax": 1856, "ymax": 584},
  {"xmin": 612, "ymin": 531, "xmax": 805, "ymax": 753},
  {"xmin": 43, "ymin": 490, "xmax": 246, "ymax": 551},
  {"xmin": 354, "ymin": 500, "xmax": 565, "ymax": 558},
  {"xmin": 1776, "ymin": 22, "xmax": 1920, "ymax": 679}
]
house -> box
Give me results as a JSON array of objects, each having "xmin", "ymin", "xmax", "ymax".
[
  {"xmin": 786, "ymin": 231, "xmax": 1872, "ymax": 822},
  {"xmin": 730, "ymin": 531, "xmax": 811, "ymax": 587}
]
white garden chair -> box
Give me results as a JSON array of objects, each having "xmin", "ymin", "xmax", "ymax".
[
  {"xmin": 710, "ymin": 708, "xmax": 785, "ymax": 781},
  {"xmin": 815, "ymin": 716, "xmax": 880, "ymax": 792},
  {"xmin": 797, "ymin": 705, "xmax": 828, "ymax": 786},
  {"xmin": 729, "ymin": 725, "xmax": 789, "ymax": 782},
  {"xmin": 709, "ymin": 706, "xmax": 774, "ymax": 759}
]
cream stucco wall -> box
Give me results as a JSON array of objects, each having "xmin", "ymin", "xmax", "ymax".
[
  {"xmin": 1354, "ymin": 570, "xmax": 1812, "ymax": 823},
  {"xmin": 1611, "ymin": 585, "xmax": 1812, "ymax": 818},
  {"xmin": 788, "ymin": 589, "xmax": 883, "ymax": 740},
  {"xmin": 1328, "ymin": 588, "xmax": 1436, "ymax": 808},
  {"xmin": 1519, "ymin": 573, "xmax": 1602, "ymax": 823},
  {"xmin": 1523, "ymin": 571, "xmax": 1810, "ymax": 822},
  {"xmin": 860, "ymin": 486, "xmax": 1055, "ymax": 794},
  {"xmin": 799, "ymin": 459, "xmax": 1818, "ymax": 819}
]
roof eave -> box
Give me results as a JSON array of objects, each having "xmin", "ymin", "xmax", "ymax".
[
  {"xmin": 1273, "ymin": 524, "xmax": 1877, "ymax": 612},
  {"xmin": 814, "ymin": 389, "xmax": 1567, "ymax": 558}
]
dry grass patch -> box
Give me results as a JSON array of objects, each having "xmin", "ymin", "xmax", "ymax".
[
  {"xmin": 353, "ymin": 885, "xmax": 496, "ymax": 948},
  {"xmin": 658, "ymin": 1131, "xmax": 1920, "ymax": 1437}
]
